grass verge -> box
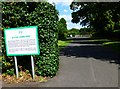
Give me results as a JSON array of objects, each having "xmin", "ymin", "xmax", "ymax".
[
  {"xmin": 90, "ymin": 38, "xmax": 120, "ymax": 53},
  {"xmin": 103, "ymin": 42, "xmax": 120, "ymax": 53},
  {"xmin": 58, "ymin": 40, "xmax": 72, "ymax": 50}
]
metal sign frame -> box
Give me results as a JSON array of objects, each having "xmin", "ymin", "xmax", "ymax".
[{"xmin": 4, "ymin": 26, "xmax": 40, "ymax": 56}]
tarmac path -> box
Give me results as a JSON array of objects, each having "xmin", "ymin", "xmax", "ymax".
[{"xmin": 2, "ymin": 37, "xmax": 119, "ymax": 87}]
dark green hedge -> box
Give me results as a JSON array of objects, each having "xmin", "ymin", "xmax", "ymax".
[{"xmin": 2, "ymin": 2, "xmax": 59, "ymax": 77}]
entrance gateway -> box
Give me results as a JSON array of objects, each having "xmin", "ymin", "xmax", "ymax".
[{"xmin": 4, "ymin": 26, "xmax": 40, "ymax": 78}]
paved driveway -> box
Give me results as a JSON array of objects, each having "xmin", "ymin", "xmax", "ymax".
[{"xmin": 2, "ymin": 37, "xmax": 119, "ymax": 87}]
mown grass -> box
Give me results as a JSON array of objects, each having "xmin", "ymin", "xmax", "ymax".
[
  {"xmin": 90, "ymin": 39, "xmax": 110, "ymax": 42},
  {"xmin": 103, "ymin": 42, "xmax": 120, "ymax": 53},
  {"xmin": 90, "ymin": 38, "xmax": 120, "ymax": 53},
  {"xmin": 58, "ymin": 40, "xmax": 72, "ymax": 50}
]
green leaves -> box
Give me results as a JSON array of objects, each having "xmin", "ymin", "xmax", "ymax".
[
  {"xmin": 2, "ymin": 2, "xmax": 59, "ymax": 77},
  {"xmin": 58, "ymin": 18, "xmax": 67, "ymax": 40},
  {"xmin": 70, "ymin": 2, "xmax": 120, "ymax": 37}
]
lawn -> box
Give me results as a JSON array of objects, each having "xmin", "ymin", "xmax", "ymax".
[
  {"xmin": 58, "ymin": 39, "xmax": 120, "ymax": 53},
  {"xmin": 88, "ymin": 39, "xmax": 111, "ymax": 44},
  {"xmin": 103, "ymin": 41, "xmax": 120, "ymax": 53},
  {"xmin": 90, "ymin": 38, "xmax": 120, "ymax": 53},
  {"xmin": 58, "ymin": 40, "xmax": 72, "ymax": 50}
]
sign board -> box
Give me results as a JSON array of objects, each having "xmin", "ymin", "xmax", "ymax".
[{"xmin": 4, "ymin": 26, "xmax": 40, "ymax": 56}]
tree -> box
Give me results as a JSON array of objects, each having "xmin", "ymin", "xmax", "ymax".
[
  {"xmin": 68, "ymin": 28, "xmax": 79, "ymax": 37},
  {"xmin": 70, "ymin": 2, "xmax": 120, "ymax": 38},
  {"xmin": 58, "ymin": 18, "xmax": 67, "ymax": 40},
  {"xmin": 79, "ymin": 28, "xmax": 94, "ymax": 36}
]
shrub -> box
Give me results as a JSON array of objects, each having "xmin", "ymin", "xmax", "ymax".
[{"xmin": 2, "ymin": 2, "xmax": 59, "ymax": 77}]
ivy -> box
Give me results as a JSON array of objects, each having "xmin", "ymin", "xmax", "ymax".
[{"xmin": 2, "ymin": 2, "xmax": 59, "ymax": 77}]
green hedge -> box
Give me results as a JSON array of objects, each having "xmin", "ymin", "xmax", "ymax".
[{"xmin": 2, "ymin": 2, "xmax": 59, "ymax": 77}]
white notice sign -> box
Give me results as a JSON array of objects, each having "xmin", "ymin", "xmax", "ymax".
[{"xmin": 4, "ymin": 26, "xmax": 40, "ymax": 56}]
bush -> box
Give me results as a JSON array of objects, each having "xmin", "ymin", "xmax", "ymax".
[{"xmin": 2, "ymin": 2, "xmax": 59, "ymax": 77}]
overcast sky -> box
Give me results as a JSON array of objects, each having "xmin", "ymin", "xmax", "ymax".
[{"xmin": 48, "ymin": 0, "xmax": 82, "ymax": 30}]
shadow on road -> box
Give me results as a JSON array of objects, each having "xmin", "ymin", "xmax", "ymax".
[{"xmin": 60, "ymin": 37, "xmax": 120, "ymax": 64}]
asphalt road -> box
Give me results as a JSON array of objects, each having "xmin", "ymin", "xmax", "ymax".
[{"xmin": 2, "ymin": 37, "xmax": 119, "ymax": 87}]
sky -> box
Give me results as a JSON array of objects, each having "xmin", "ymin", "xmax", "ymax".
[{"xmin": 48, "ymin": 0, "xmax": 82, "ymax": 30}]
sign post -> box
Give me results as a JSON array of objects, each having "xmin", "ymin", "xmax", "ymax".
[
  {"xmin": 31, "ymin": 56, "xmax": 35, "ymax": 79},
  {"xmin": 4, "ymin": 26, "xmax": 40, "ymax": 79},
  {"xmin": 14, "ymin": 56, "xmax": 19, "ymax": 78}
]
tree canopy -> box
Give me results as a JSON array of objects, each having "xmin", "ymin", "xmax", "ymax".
[
  {"xmin": 67, "ymin": 28, "xmax": 79, "ymax": 37},
  {"xmin": 58, "ymin": 18, "xmax": 67, "ymax": 40},
  {"xmin": 70, "ymin": 2, "xmax": 120, "ymax": 38}
]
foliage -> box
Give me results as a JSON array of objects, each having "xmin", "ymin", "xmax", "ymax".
[
  {"xmin": 70, "ymin": 2, "xmax": 120, "ymax": 38},
  {"xmin": 79, "ymin": 28, "xmax": 94, "ymax": 35},
  {"xmin": 67, "ymin": 28, "xmax": 79, "ymax": 37},
  {"xmin": 2, "ymin": 2, "xmax": 59, "ymax": 77},
  {"xmin": 58, "ymin": 18, "xmax": 68, "ymax": 40}
]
